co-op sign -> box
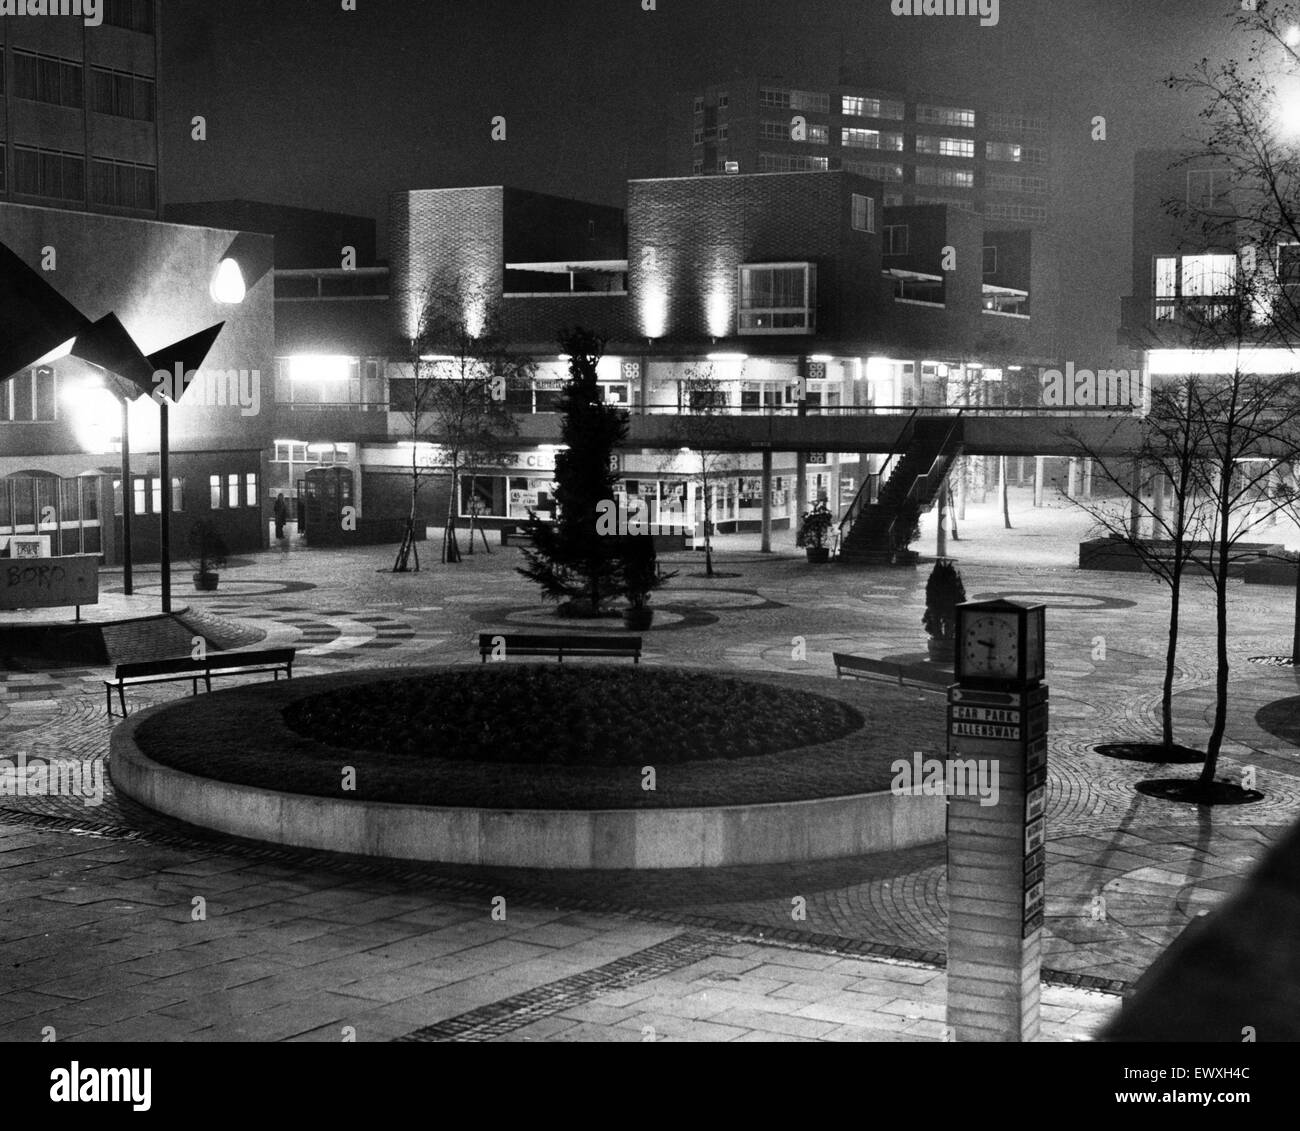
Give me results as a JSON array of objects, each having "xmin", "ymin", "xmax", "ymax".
[{"xmin": 1038, "ymin": 362, "xmax": 1147, "ymax": 409}]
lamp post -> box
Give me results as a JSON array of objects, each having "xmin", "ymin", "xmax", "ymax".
[{"xmin": 119, "ymin": 394, "xmax": 134, "ymax": 595}]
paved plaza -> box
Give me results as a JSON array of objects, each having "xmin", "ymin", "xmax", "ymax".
[{"xmin": 3, "ymin": 495, "xmax": 1299, "ymax": 1041}]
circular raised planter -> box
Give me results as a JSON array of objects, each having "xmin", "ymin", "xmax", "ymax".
[{"xmin": 109, "ymin": 667, "xmax": 947, "ymax": 869}]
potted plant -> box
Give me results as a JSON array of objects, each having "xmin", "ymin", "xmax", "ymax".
[
  {"xmin": 619, "ymin": 534, "xmax": 676, "ymax": 630},
  {"xmin": 923, "ymin": 558, "xmax": 966, "ymax": 662},
  {"xmin": 796, "ymin": 500, "xmax": 834, "ymax": 563},
  {"xmin": 188, "ymin": 521, "xmax": 229, "ymax": 592}
]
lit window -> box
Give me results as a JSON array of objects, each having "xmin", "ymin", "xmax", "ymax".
[
  {"xmin": 738, "ymin": 263, "xmax": 816, "ymax": 334},
  {"xmin": 210, "ymin": 475, "xmax": 222, "ymax": 509},
  {"xmin": 916, "ymin": 135, "xmax": 975, "ymax": 158},
  {"xmin": 917, "ymin": 105, "xmax": 976, "ymax": 129},
  {"xmin": 227, "ymin": 474, "xmax": 240, "ymax": 508},
  {"xmin": 1181, "ymin": 254, "xmax": 1237, "ymax": 297},
  {"xmin": 842, "ymin": 127, "xmax": 903, "ymax": 151},
  {"xmin": 133, "ymin": 479, "xmax": 147, "ymax": 516},
  {"xmin": 245, "ymin": 473, "xmax": 258, "ymax": 508},
  {"xmin": 151, "ymin": 477, "xmax": 162, "ymax": 514},
  {"xmin": 172, "ymin": 478, "xmax": 184, "ymax": 512},
  {"xmin": 841, "ymin": 95, "xmax": 905, "ymax": 120}
]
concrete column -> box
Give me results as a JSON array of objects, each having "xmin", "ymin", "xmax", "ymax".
[
  {"xmin": 796, "ymin": 356, "xmax": 809, "ymax": 520},
  {"xmin": 639, "ymin": 355, "xmax": 650, "ymax": 416},
  {"xmin": 761, "ymin": 450, "xmax": 772, "ymax": 553},
  {"xmin": 1152, "ymin": 471, "xmax": 1166, "ymax": 532},
  {"xmin": 937, "ymin": 474, "xmax": 948, "ymax": 559},
  {"xmin": 1066, "ymin": 458, "xmax": 1078, "ymax": 499},
  {"xmin": 957, "ymin": 458, "xmax": 967, "ymax": 520},
  {"xmin": 1033, "ymin": 456, "xmax": 1045, "ymax": 508},
  {"xmin": 1130, "ymin": 460, "xmax": 1143, "ymax": 540},
  {"xmin": 1082, "ymin": 458, "xmax": 1093, "ymax": 499}
]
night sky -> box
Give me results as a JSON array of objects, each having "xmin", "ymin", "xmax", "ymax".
[{"xmin": 161, "ymin": 0, "xmax": 1242, "ymax": 358}]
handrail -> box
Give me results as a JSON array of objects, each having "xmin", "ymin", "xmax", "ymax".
[
  {"xmin": 838, "ymin": 409, "xmax": 918, "ymax": 537},
  {"xmin": 884, "ymin": 410, "xmax": 967, "ymax": 555}
]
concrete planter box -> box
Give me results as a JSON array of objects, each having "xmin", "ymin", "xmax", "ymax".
[{"xmin": 110, "ymin": 715, "xmax": 946, "ymax": 870}]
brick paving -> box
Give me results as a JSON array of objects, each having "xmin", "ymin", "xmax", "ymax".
[{"xmin": 1, "ymin": 496, "xmax": 1298, "ymax": 1039}]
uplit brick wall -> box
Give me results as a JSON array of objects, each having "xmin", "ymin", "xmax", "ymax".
[
  {"xmin": 627, "ymin": 171, "xmax": 884, "ymax": 344},
  {"xmin": 390, "ymin": 187, "xmax": 506, "ymax": 339}
]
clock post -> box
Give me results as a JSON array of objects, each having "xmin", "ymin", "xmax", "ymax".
[{"xmin": 946, "ymin": 598, "xmax": 1048, "ymax": 1042}]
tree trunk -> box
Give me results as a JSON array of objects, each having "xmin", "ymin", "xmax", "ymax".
[
  {"xmin": 702, "ymin": 465, "xmax": 714, "ymax": 577},
  {"xmin": 443, "ymin": 464, "xmax": 461, "ymax": 564},
  {"xmin": 1293, "ymin": 555, "xmax": 1300, "ymax": 664},
  {"xmin": 1162, "ymin": 568, "xmax": 1181, "ymax": 750},
  {"xmin": 1201, "ymin": 477, "xmax": 1233, "ymax": 788}
]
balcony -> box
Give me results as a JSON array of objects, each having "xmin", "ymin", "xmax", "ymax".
[{"xmin": 1120, "ymin": 293, "xmax": 1300, "ymax": 350}]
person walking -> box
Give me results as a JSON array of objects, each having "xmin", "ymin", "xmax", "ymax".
[{"xmin": 274, "ymin": 493, "xmax": 288, "ymax": 540}]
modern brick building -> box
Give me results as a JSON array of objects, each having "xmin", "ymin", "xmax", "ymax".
[{"xmin": 267, "ymin": 170, "xmax": 1061, "ymax": 560}]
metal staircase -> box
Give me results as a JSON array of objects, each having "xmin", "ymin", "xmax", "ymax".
[{"xmin": 836, "ymin": 413, "xmax": 965, "ymax": 565}]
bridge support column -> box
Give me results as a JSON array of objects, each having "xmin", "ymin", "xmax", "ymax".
[
  {"xmin": 1066, "ymin": 458, "xmax": 1078, "ymax": 499},
  {"xmin": 1082, "ymin": 458, "xmax": 1093, "ymax": 499},
  {"xmin": 1153, "ymin": 471, "xmax": 1167, "ymax": 531},
  {"xmin": 761, "ymin": 451, "xmax": 773, "ymax": 552},
  {"xmin": 937, "ymin": 473, "xmax": 948, "ymax": 559},
  {"xmin": 795, "ymin": 356, "xmax": 809, "ymax": 522},
  {"xmin": 1033, "ymin": 456, "xmax": 1045, "ymax": 507},
  {"xmin": 1129, "ymin": 460, "xmax": 1143, "ymax": 540}
]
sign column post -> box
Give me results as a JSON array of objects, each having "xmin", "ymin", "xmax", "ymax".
[{"xmin": 946, "ymin": 599, "xmax": 1047, "ymax": 1042}]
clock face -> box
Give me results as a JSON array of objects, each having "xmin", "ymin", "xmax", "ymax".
[{"xmin": 962, "ymin": 613, "xmax": 1020, "ymax": 679}]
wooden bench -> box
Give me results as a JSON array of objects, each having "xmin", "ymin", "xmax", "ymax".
[
  {"xmin": 478, "ymin": 633, "xmax": 641, "ymax": 664},
  {"xmin": 104, "ymin": 647, "xmax": 296, "ymax": 717},
  {"xmin": 832, "ymin": 652, "xmax": 950, "ymax": 692}
]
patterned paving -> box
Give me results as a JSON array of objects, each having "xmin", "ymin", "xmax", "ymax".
[{"xmin": 1, "ymin": 512, "xmax": 1298, "ymax": 1038}]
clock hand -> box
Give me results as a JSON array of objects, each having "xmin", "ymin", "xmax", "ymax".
[{"xmin": 977, "ymin": 639, "xmax": 996, "ymax": 649}]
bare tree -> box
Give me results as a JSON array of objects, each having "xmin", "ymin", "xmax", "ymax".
[
  {"xmin": 1062, "ymin": 377, "xmax": 1211, "ymax": 754},
  {"xmin": 660, "ymin": 364, "xmax": 742, "ymax": 578},
  {"xmin": 391, "ymin": 282, "xmax": 533, "ymax": 570}
]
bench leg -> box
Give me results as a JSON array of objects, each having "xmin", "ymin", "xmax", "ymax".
[
  {"xmin": 106, "ymin": 685, "xmax": 114, "ymax": 718},
  {"xmin": 118, "ymin": 685, "xmax": 128, "ymax": 718}
]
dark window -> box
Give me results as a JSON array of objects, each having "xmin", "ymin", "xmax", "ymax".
[
  {"xmin": 13, "ymin": 147, "xmax": 85, "ymax": 203},
  {"xmin": 89, "ymin": 158, "xmax": 157, "ymax": 211},
  {"xmin": 12, "ymin": 51, "xmax": 84, "ymax": 109},
  {"xmin": 983, "ymin": 246, "xmax": 998, "ymax": 274},
  {"xmin": 90, "ymin": 68, "xmax": 155, "ymax": 122},
  {"xmin": 104, "ymin": 0, "xmax": 156, "ymax": 33}
]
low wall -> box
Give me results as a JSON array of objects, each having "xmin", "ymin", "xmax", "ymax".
[
  {"xmin": 1079, "ymin": 537, "xmax": 1286, "ymax": 577},
  {"xmin": 110, "ymin": 717, "xmax": 946, "ymax": 869}
]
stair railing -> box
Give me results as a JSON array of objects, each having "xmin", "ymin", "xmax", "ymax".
[
  {"xmin": 837, "ymin": 409, "xmax": 918, "ymax": 543},
  {"xmin": 884, "ymin": 410, "xmax": 966, "ymax": 558}
]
